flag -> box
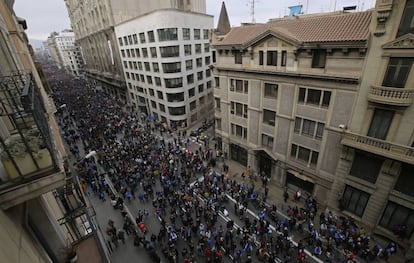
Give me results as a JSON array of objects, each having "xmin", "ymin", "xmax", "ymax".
[
  {"xmin": 343, "ymin": 5, "xmax": 357, "ymax": 11},
  {"xmin": 288, "ymin": 5, "xmax": 302, "ymax": 16}
]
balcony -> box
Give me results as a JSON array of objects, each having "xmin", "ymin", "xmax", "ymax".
[
  {"xmin": 367, "ymin": 85, "xmax": 414, "ymax": 106},
  {"xmin": 342, "ymin": 131, "xmax": 414, "ymax": 164},
  {"xmin": 0, "ymin": 72, "xmax": 65, "ymax": 209}
]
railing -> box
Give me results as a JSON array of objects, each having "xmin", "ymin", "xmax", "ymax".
[
  {"xmin": 0, "ymin": 72, "xmax": 59, "ymax": 187},
  {"xmin": 368, "ymin": 85, "xmax": 414, "ymax": 106},
  {"xmin": 342, "ymin": 131, "xmax": 414, "ymax": 164}
]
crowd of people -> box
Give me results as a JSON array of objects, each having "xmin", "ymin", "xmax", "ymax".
[{"xmin": 50, "ymin": 74, "xmax": 400, "ymax": 263}]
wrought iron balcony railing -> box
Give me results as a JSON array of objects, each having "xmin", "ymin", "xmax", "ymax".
[{"xmin": 0, "ymin": 72, "xmax": 60, "ymax": 190}]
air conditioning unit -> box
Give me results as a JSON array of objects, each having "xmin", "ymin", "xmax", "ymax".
[{"xmin": 268, "ymin": 119, "xmax": 275, "ymax": 126}]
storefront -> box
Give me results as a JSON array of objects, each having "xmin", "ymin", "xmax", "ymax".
[{"xmin": 285, "ymin": 170, "xmax": 314, "ymax": 195}]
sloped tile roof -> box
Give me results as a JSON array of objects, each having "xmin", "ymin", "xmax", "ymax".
[{"xmin": 216, "ymin": 11, "xmax": 372, "ymax": 47}]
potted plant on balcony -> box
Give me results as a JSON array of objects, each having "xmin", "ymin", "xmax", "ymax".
[{"xmin": 0, "ymin": 127, "xmax": 52, "ymax": 179}]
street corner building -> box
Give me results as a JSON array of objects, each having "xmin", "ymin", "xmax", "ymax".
[{"xmin": 211, "ymin": 0, "xmax": 414, "ymax": 258}]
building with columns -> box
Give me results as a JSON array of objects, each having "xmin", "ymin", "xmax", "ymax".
[{"xmin": 212, "ymin": 0, "xmax": 414, "ymax": 257}]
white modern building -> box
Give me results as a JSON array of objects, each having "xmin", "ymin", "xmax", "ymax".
[
  {"xmin": 47, "ymin": 30, "xmax": 84, "ymax": 76},
  {"xmin": 115, "ymin": 9, "xmax": 214, "ymax": 128}
]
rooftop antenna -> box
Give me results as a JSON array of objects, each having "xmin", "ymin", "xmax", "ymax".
[{"xmin": 249, "ymin": 0, "xmax": 257, "ymax": 23}]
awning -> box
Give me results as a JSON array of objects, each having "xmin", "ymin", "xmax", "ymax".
[{"xmin": 287, "ymin": 169, "xmax": 315, "ymax": 183}]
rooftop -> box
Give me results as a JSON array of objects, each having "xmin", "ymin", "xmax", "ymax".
[{"xmin": 215, "ymin": 10, "xmax": 372, "ymax": 47}]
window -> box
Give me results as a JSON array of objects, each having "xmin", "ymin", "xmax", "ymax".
[
  {"xmin": 188, "ymin": 88, "xmax": 195, "ymax": 97},
  {"xmin": 186, "ymin": 59, "xmax": 193, "ymax": 70},
  {"xmin": 159, "ymin": 104, "xmax": 165, "ymax": 112},
  {"xmin": 199, "ymin": 96, "xmax": 205, "ymax": 105},
  {"xmin": 144, "ymin": 62, "xmax": 150, "ymax": 71},
  {"xmin": 128, "ymin": 35, "xmax": 132, "ymax": 45},
  {"xmin": 281, "ymin": 50, "xmax": 287, "ymax": 66},
  {"xmin": 190, "ymin": 100, "xmax": 197, "ymax": 110},
  {"xmin": 164, "ymin": 77, "xmax": 183, "ymax": 88},
  {"xmin": 142, "ymin": 48, "xmax": 148, "ymax": 58},
  {"xmin": 262, "ymin": 134, "xmax": 274, "ymax": 148},
  {"xmin": 230, "ymin": 102, "xmax": 248, "ymax": 118},
  {"xmin": 367, "ymin": 108, "xmax": 394, "ymax": 140},
  {"xmin": 203, "ymin": 29, "xmax": 209, "ymax": 39},
  {"xmin": 264, "ymin": 83, "xmax": 278, "ymax": 98},
  {"xmin": 212, "ymin": 50, "xmax": 216, "ymax": 63},
  {"xmin": 291, "ymin": 143, "xmax": 319, "ymax": 166},
  {"xmin": 155, "ymin": 77, "xmax": 161, "ymax": 86},
  {"xmin": 132, "ymin": 34, "xmax": 138, "ymax": 44},
  {"xmin": 259, "ymin": 51, "xmax": 264, "ymax": 65},
  {"xmin": 380, "ymin": 202, "xmax": 414, "ymax": 238},
  {"xmin": 198, "ymin": 84, "xmax": 204, "ymax": 93},
  {"xmin": 150, "ymin": 47, "xmax": 157, "ymax": 58},
  {"xmin": 194, "ymin": 29, "xmax": 200, "ymax": 40},
  {"xmin": 195, "ymin": 44, "xmax": 202, "ymax": 54},
  {"xmin": 294, "ymin": 118, "xmax": 301, "ymax": 133},
  {"xmin": 121, "ymin": 50, "xmax": 125, "ymax": 57},
  {"xmin": 341, "ymin": 186, "xmax": 370, "ymax": 217},
  {"xmin": 205, "ymin": 56, "xmax": 211, "ymax": 65},
  {"xmin": 267, "ymin": 51, "xmax": 277, "ymax": 66},
  {"xmin": 149, "ymin": 88, "xmax": 155, "ymax": 96},
  {"xmin": 196, "ymin": 58, "xmax": 202, "ymax": 67},
  {"xmin": 139, "ymin": 32, "xmax": 146, "ymax": 43},
  {"xmin": 215, "ymin": 98, "xmax": 221, "ymax": 110},
  {"xmin": 167, "ymin": 92, "xmax": 184, "ymax": 102},
  {"xmin": 135, "ymin": 48, "xmax": 140, "ymax": 57},
  {"xmin": 160, "ymin": 46, "xmax": 179, "ymax": 57},
  {"xmin": 397, "ymin": 0, "xmax": 414, "ymax": 37},
  {"xmin": 162, "ymin": 62, "xmax": 181, "ymax": 73},
  {"xmin": 316, "ymin": 123, "xmax": 324, "ymax": 139},
  {"xmin": 184, "ymin": 45, "xmax": 192, "ymax": 56},
  {"xmin": 147, "ymin": 31, "xmax": 155, "ymax": 42},
  {"xmin": 394, "ymin": 164, "xmax": 414, "ymax": 197},
  {"xmin": 146, "ymin": 76, "xmax": 152, "ymax": 84},
  {"xmin": 169, "ymin": 106, "xmax": 185, "ymax": 116},
  {"xmin": 152, "ymin": 62, "xmax": 159, "ymax": 72},
  {"xmin": 298, "ymin": 88, "xmax": 331, "ymax": 107},
  {"xmin": 206, "ymin": 69, "xmax": 211, "ymax": 77},
  {"xmin": 187, "ymin": 74, "xmax": 194, "ymax": 84},
  {"xmin": 234, "ymin": 50, "xmax": 242, "ymax": 64},
  {"xmin": 197, "ymin": 71, "xmax": 203, "ymax": 80},
  {"xmin": 207, "ymin": 81, "xmax": 212, "ymax": 89},
  {"xmin": 382, "ymin": 58, "xmax": 414, "ymax": 88},
  {"xmin": 131, "ymin": 49, "xmax": 135, "ymax": 57},
  {"xmin": 263, "ymin": 109, "xmax": 275, "ymax": 126},
  {"xmin": 118, "ymin": 37, "xmax": 123, "ymax": 46},
  {"xmin": 350, "ymin": 150, "xmax": 383, "ymax": 184},
  {"xmin": 183, "ymin": 28, "xmax": 190, "ymax": 40},
  {"xmin": 215, "ymin": 77, "xmax": 220, "ymax": 88},
  {"xmin": 312, "ymin": 49, "xmax": 327, "ymax": 68},
  {"xmin": 230, "ymin": 79, "xmax": 248, "ymax": 93},
  {"xmin": 204, "ymin": 43, "xmax": 210, "ymax": 53},
  {"xmin": 231, "ymin": 123, "xmax": 247, "ymax": 139},
  {"xmin": 157, "ymin": 28, "xmax": 178, "ymax": 41},
  {"xmin": 302, "ymin": 119, "xmax": 316, "ymax": 136}
]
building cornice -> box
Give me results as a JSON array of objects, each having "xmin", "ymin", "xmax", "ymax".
[{"xmin": 213, "ymin": 66, "xmax": 360, "ymax": 84}]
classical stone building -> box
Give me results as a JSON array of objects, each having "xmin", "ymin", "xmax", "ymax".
[
  {"xmin": 47, "ymin": 29, "xmax": 84, "ymax": 76},
  {"xmin": 64, "ymin": 0, "xmax": 207, "ymax": 103},
  {"xmin": 115, "ymin": 7, "xmax": 214, "ymax": 128},
  {"xmin": 333, "ymin": 0, "xmax": 414, "ymax": 257},
  {"xmin": 0, "ymin": 1, "xmax": 108, "ymax": 262},
  {"xmin": 212, "ymin": 0, "xmax": 414, "ymax": 257}
]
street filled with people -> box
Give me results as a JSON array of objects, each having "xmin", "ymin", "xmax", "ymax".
[{"xmin": 49, "ymin": 73, "xmax": 399, "ymax": 263}]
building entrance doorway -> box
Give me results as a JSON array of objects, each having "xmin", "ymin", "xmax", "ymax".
[{"xmin": 258, "ymin": 151, "xmax": 272, "ymax": 177}]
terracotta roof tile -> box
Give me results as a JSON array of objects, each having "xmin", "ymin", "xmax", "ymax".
[{"xmin": 216, "ymin": 11, "xmax": 372, "ymax": 47}]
